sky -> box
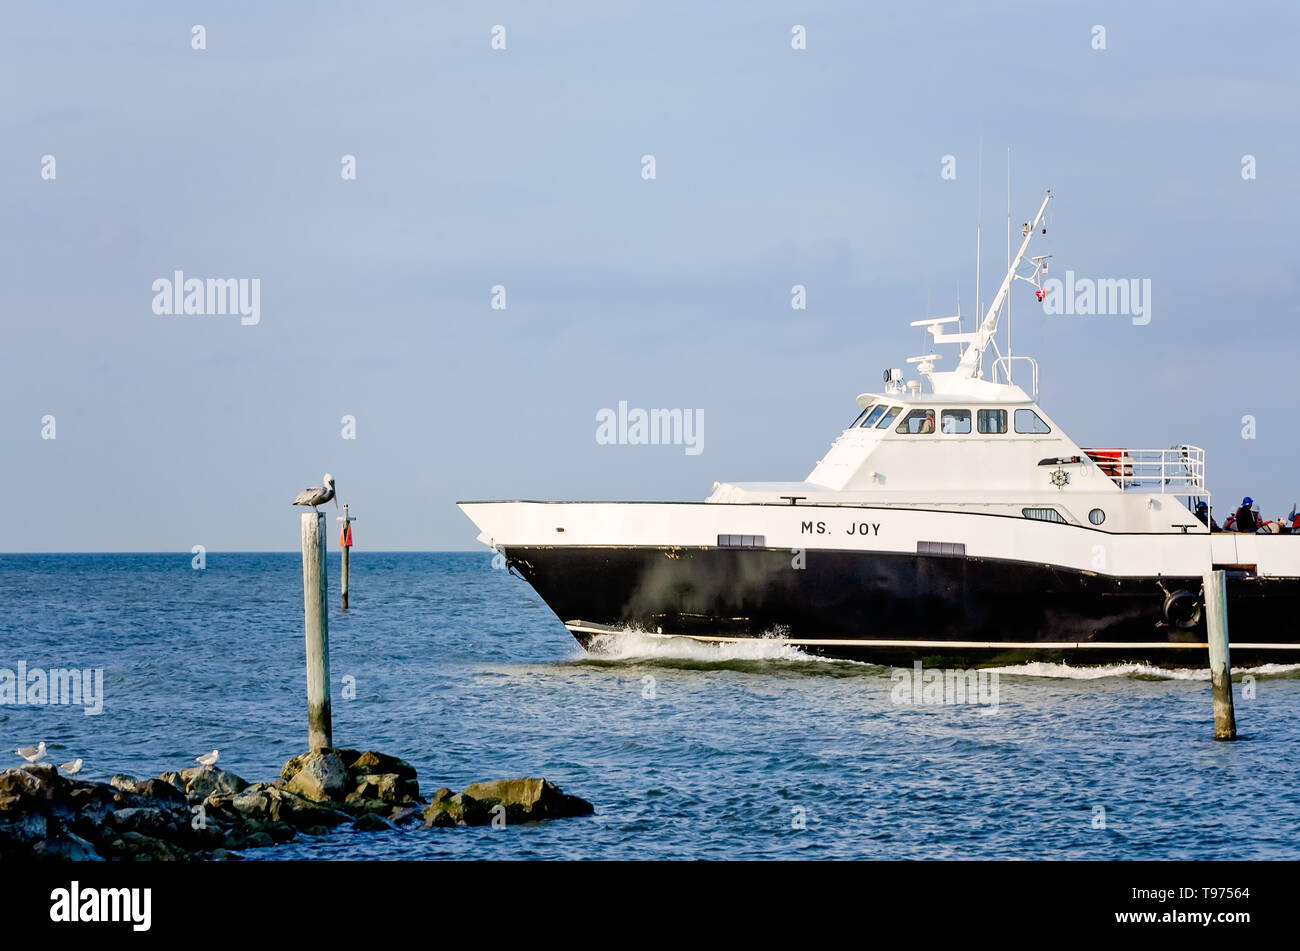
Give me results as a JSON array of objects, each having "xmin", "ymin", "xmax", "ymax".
[{"xmin": 2, "ymin": 1, "xmax": 1298, "ymax": 551}]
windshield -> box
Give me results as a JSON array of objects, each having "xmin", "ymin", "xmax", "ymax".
[{"xmin": 860, "ymin": 405, "xmax": 888, "ymax": 428}]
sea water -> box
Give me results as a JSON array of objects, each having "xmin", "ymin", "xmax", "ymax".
[{"xmin": 2, "ymin": 552, "xmax": 1298, "ymax": 860}]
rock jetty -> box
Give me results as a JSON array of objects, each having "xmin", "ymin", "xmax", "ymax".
[{"xmin": 0, "ymin": 747, "xmax": 593, "ymax": 860}]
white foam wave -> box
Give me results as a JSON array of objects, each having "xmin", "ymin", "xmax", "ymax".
[
  {"xmin": 984, "ymin": 661, "xmax": 1300, "ymax": 681},
  {"xmin": 582, "ymin": 628, "xmax": 832, "ymax": 664}
]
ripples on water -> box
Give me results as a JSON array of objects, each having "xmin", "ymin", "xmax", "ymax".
[{"xmin": 1, "ymin": 552, "xmax": 1297, "ymax": 860}]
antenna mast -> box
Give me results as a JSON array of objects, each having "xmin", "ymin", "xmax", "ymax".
[
  {"xmin": 1006, "ymin": 149, "xmax": 1012, "ymax": 383},
  {"xmin": 943, "ymin": 189, "xmax": 1051, "ymax": 380},
  {"xmin": 975, "ymin": 147, "xmax": 982, "ymax": 374}
]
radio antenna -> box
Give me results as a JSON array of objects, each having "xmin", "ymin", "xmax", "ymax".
[{"xmin": 1006, "ymin": 148, "xmax": 1012, "ymax": 384}]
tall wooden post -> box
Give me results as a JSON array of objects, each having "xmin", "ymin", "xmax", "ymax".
[
  {"xmin": 1203, "ymin": 569, "xmax": 1237, "ymax": 741},
  {"xmin": 337, "ymin": 505, "xmax": 355, "ymax": 610},
  {"xmin": 301, "ymin": 511, "xmax": 332, "ymax": 751}
]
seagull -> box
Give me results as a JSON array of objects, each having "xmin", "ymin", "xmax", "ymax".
[
  {"xmin": 195, "ymin": 749, "xmax": 219, "ymax": 768},
  {"xmin": 292, "ymin": 474, "xmax": 338, "ymax": 512},
  {"xmin": 16, "ymin": 741, "xmax": 46, "ymax": 763},
  {"xmin": 59, "ymin": 758, "xmax": 83, "ymax": 775}
]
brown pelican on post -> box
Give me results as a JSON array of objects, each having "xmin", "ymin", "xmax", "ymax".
[{"xmin": 292, "ymin": 474, "xmax": 338, "ymax": 512}]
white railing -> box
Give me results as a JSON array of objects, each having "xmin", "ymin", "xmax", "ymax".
[
  {"xmin": 1080, "ymin": 445, "xmax": 1207, "ymax": 495},
  {"xmin": 991, "ymin": 355, "xmax": 1039, "ymax": 399}
]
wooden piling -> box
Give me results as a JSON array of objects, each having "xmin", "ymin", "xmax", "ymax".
[
  {"xmin": 341, "ymin": 504, "xmax": 350, "ymax": 610},
  {"xmin": 337, "ymin": 504, "xmax": 355, "ymax": 611},
  {"xmin": 1203, "ymin": 569, "xmax": 1237, "ymax": 741},
  {"xmin": 301, "ymin": 511, "xmax": 332, "ymax": 751}
]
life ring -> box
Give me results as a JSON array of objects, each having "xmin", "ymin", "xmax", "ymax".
[{"xmin": 1163, "ymin": 590, "xmax": 1202, "ymax": 629}]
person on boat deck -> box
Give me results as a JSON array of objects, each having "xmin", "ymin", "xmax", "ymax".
[
  {"xmin": 1223, "ymin": 512, "xmax": 1237, "ymax": 532},
  {"xmin": 1195, "ymin": 501, "xmax": 1219, "ymax": 531},
  {"xmin": 1235, "ymin": 497, "xmax": 1259, "ymax": 533},
  {"xmin": 1232, "ymin": 498, "xmax": 1253, "ymax": 535}
]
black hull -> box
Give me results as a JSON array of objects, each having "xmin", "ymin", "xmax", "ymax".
[{"xmin": 504, "ymin": 546, "xmax": 1300, "ymax": 667}]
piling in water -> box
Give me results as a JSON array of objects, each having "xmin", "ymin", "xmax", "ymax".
[
  {"xmin": 339, "ymin": 503, "xmax": 351, "ymax": 611},
  {"xmin": 301, "ymin": 511, "xmax": 332, "ymax": 751},
  {"xmin": 1203, "ymin": 569, "xmax": 1237, "ymax": 741}
]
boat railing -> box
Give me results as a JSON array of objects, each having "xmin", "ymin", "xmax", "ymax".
[
  {"xmin": 1081, "ymin": 445, "xmax": 1207, "ymax": 495},
  {"xmin": 991, "ymin": 355, "xmax": 1039, "ymax": 400}
]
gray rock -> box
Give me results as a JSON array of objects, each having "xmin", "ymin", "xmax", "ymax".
[
  {"xmin": 265, "ymin": 788, "xmax": 350, "ymax": 829},
  {"xmin": 179, "ymin": 766, "xmax": 248, "ymax": 802},
  {"xmin": 109, "ymin": 774, "xmax": 138, "ymax": 792},
  {"xmin": 0, "ymin": 811, "xmax": 49, "ymax": 845},
  {"xmin": 135, "ymin": 778, "xmax": 188, "ymax": 806},
  {"xmin": 282, "ymin": 747, "xmax": 360, "ymax": 783},
  {"xmin": 388, "ymin": 806, "xmax": 421, "ymax": 825},
  {"xmin": 110, "ymin": 831, "xmax": 186, "ymax": 861},
  {"xmin": 422, "ymin": 789, "xmax": 492, "ymax": 828},
  {"xmin": 0, "ymin": 764, "xmax": 67, "ymax": 815},
  {"xmin": 284, "ymin": 752, "xmax": 348, "ymax": 803},
  {"xmin": 265, "ymin": 821, "xmax": 296, "ymax": 843},
  {"xmin": 244, "ymin": 831, "xmax": 275, "ymax": 849},
  {"xmin": 459, "ymin": 778, "xmax": 595, "ymax": 824},
  {"xmin": 348, "ymin": 751, "xmax": 417, "ymax": 783},
  {"xmin": 230, "ymin": 785, "xmax": 272, "ymax": 818},
  {"xmin": 351, "ymin": 772, "xmax": 419, "ymax": 804},
  {"xmin": 342, "ymin": 795, "xmax": 392, "ymax": 815},
  {"xmin": 353, "ymin": 812, "xmax": 394, "ymax": 832},
  {"xmin": 32, "ymin": 831, "xmax": 102, "ymax": 861}
]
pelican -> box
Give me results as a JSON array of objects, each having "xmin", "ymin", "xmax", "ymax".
[
  {"xmin": 59, "ymin": 758, "xmax": 83, "ymax": 775},
  {"xmin": 292, "ymin": 473, "xmax": 337, "ymax": 512},
  {"xmin": 195, "ymin": 749, "xmax": 219, "ymax": 768},
  {"xmin": 16, "ymin": 741, "xmax": 46, "ymax": 763}
]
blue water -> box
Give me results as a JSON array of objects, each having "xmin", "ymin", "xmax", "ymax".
[{"xmin": 2, "ymin": 552, "xmax": 1298, "ymax": 859}]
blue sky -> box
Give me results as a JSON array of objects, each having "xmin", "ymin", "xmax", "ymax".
[{"xmin": 2, "ymin": 1, "xmax": 1297, "ymax": 550}]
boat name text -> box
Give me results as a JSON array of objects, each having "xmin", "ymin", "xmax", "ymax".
[{"xmin": 801, "ymin": 520, "xmax": 881, "ymax": 536}]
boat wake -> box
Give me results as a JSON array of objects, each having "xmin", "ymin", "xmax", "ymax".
[
  {"xmin": 983, "ymin": 660, "xmax": 1300, "ymax": 681},
  {"xmin": 580, "ymin": 627, "xmax": 843, "ymax": 667},
  {"xmin": 577, "ymin": 633, "xmax": 1300, "ymax": 681}
]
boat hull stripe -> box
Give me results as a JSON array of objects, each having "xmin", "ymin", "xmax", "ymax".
[{"xmin": 562, "ymin": 624, "xmax": 1300, "ymax": 651}]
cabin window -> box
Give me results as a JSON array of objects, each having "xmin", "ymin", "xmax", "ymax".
[
  {"xmin": 875, "ymin": 405, "xmax": 903, "ymax": 429},
  {"xmin": 1014, "ymin": 408, "xmax": 1051, "ymax": 434},
  {"xmin": 941, "ymin": 410, "xmax": 971, "ymax": 434},
  {"xmin": 895, "ymin": 409, "xmax": 936, "ymax": 434},
  {"xmin": 977, "ymin": 409, "xmax": 1007, "ymax": 434},
  {"xmin": 1088, "ymin": 509, "xmax": 1106, "ymax": 525},
  {"xmin": 718, "ymin": 534, "xmax": 766, "ymax": 548},
  {"xmin": 1022, "ymin": 507, "xmax": 1066, "ymax": 523},
  {"xmin": 859, "ymin": 404, "xmax": 888, "ymax": 428},
  {"xmin": 850, "ymin": 405, "xmax": 873, "ymax": 428}
]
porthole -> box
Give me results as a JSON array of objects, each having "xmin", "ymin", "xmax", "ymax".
[{"xmin": 1089, "ymin": 508, "xmax": 1106, "ymax": 525}]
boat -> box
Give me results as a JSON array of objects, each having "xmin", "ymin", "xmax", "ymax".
[{"xmin": 459, "ymin": 190, "xmax": 1300, "ymax": 666}]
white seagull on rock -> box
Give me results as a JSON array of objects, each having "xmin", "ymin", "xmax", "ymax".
[
  {"xmin": 16, "ymin": 741, "xmax": 46, "ymax": 763},
  {"xmin": 195, "ymin": 749, "xmax": 220, "ymax": 768},
  {"xmin": 292, "ymin": 474, "xmax": 338, "ymax": 512},
  {"xmin": 59, "ymin": 758, "xmax": 83, "ymax": 775}
]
